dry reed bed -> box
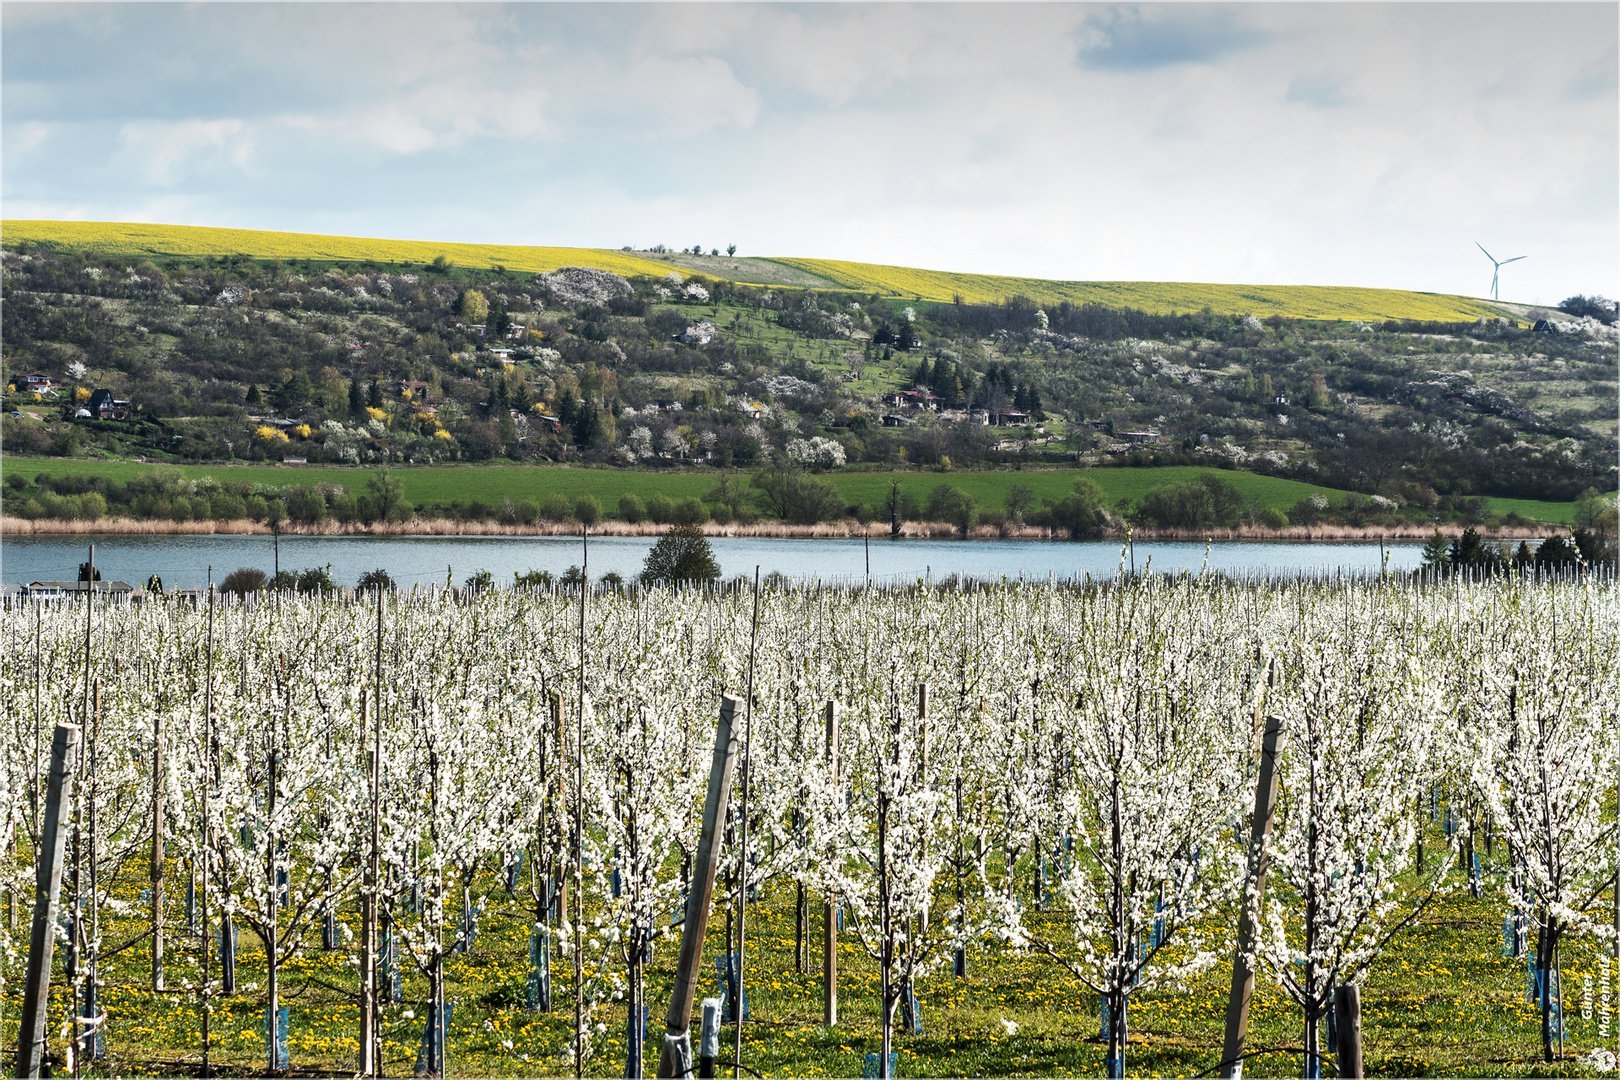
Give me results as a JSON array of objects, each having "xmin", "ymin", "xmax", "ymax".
[{"xmin": 2, "ymin": 515, "xmax": 1562, "ymax": 542}]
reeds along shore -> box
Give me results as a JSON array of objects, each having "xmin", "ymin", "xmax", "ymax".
[{"xmin": 0, "ymin": 514, "xmax": 1565, "ymax": 541}]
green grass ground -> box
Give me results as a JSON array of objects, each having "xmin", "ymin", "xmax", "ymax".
[
  {"xmin": 0, "ymin": 458, "xmax": 1578, "ymax": 525},
  {"xmin": 2, "ymin": 827, "xmax": 1608, "ymax": 1077}
]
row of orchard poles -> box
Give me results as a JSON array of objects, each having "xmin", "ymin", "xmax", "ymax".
[
  {"xmin": 8, "ymin": 531, "xmax": 627, "ymax": 1080},
  {"xmin": 30, "ymin": 558, "xmax": 1594, "ymax": 1080},
  {"xmin": 7, "ymin": 550, "xmax": 959, "ymax": 1080},
  {"xmin": 15, "ymin": 546, "xmax": 104, "ymax": 1078}
]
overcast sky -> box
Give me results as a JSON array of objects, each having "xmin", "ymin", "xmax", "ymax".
[{"xmin": 4, "ymin": 3, "xmax": 1615, "ymax": 304}]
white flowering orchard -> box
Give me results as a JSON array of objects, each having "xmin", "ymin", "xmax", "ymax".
[{"xmin": 1, "ymin": 574, "xmax": 1613, "ymax": 1076}]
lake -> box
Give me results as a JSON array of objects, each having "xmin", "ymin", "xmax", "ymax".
[{"xmin": 1, "ymin": 533, "xmax": 1424, "ymax": 590}]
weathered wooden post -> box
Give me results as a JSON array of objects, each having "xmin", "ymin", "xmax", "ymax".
[
  {"xmin": 151, "ymin": 709, "xmax": 165, "ymax": 991},
  {"xmin": 359, "ymin": 690, "xmax": 378, "ymax": 1076},
  {"xmin": 1219, "ymin": 713, "xmax": 1286, "ymax": 1079},
  {"xmin": 201, "ymin": 569, "xmax": 215, "ymax": 1075},
  {"xmin": 551, "ymin": 690, "xmax": 568, "ymax": 924},
  {"xmin": 656, "ymin": 696, "xmax": 742, "ymax": 1079},
  {"xmin": 823, "ymin": 700, "xmax": 840, "ymax": 1028},
  {"xmin": 15, "ymin": 723, "xmax": 82, "ymax": 1079},
  {"xmin": 1333, "ymin": 985, "xmax": 1362, "ymax": 1079},
  {"xmin": 733, "ymin": 567, "xmax": 763, "ymax": 1080}
]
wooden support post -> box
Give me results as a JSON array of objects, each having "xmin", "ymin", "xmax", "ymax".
[
  {"xmin": 1333, "ymin": 985, "xmax": 1362, "ymax": 1079},
  {"xmin": 359, "ymin": 691, "xmax": 377, "ymax": 1077},
  {"xmin": 551, "ymin": 691, "xmax": 568, "ymax": 925},
  {"xmin": 152, "ymin": 711, "xmax": 165, "ymax": 991},
  {"xmin": 15, "ymin": 723, "xmax": 82, "ymax": 1079},
  {"xmin": 656, "ymin": 695, "xmax": 743, "ymax": 1079},
  {"xmin": 823, "ymin": 700, "xmax": 840, "ymax": 1028},
  {"xmin": 1219, "ymin": 714, "xmax": 1286, "ymax": 1080}
]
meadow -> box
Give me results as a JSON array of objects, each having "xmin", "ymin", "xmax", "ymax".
[
  {"xmin": 1, "ymin": 220, "xmax": 1514, "ymax": 322},
  {"xmin": 0, "ymin": 459, "xmax": 1579, "ymax": 527},
  {"xmin": 1, "ymin": 576, "xmax": 1614, "ymax": 1077}
]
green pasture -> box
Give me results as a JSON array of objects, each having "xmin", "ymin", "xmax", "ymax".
[{"xmin": 0, "ymin": 458, "xmax": 1578, "ymax": 525}]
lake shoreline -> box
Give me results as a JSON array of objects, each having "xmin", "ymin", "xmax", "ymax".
[{"xmin": 2, "ymin": 514, "xmax": 1564, "ymax": 542}]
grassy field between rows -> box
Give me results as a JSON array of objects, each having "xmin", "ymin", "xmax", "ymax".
[
  {"xmin": 0, "ymin": 459, "xmax": 1579, "ymax": 525},
  {"xmin": 1, "ymin": 838, "xmax": 1608, "ymax": 1078}
]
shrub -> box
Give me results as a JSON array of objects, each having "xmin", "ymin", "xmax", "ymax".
[
  {"xmin": 1259, "ymin": 507, "xmax": 1290, "ymax": 530},
  {"xmin": 220, "ymin": 568, "xmax": 268, "ymax": 596},
  {"xmin": 749, "ymin": 466, "xmax": 843, "ymax": 525},
  {"xmin": 574, "ymin": 496, "xmax": 602, "ymax": 526},
  {"xmin": 709, "ymin": 502, "xmax": 734, "ymax": 526},
  {"xmin": 645, "ymin": 492, "xmax": 676, "ymax": 525},
  {"xmin": 210, "ymin": 493, "xmax": 247, "ymax": 521},
  {"xmin": 1133, "ymin": 473, "xmax": 1245, "ymax": 530},
  {"xmin": 618, "ymin": 493, "xmax": 646, "ymax": 523},
  {"xmin": 541, "ymin": 493, "xmax": 574, "ymax": 522},
  {"xmin": 640, "ymin": 523, "xmax": 721, "ymax": 586},
  {"xmin": 672, "ymin": 496, "xmax": 707, "ymax": 525},
  {"xmin": 285, "ymin": 487, "xmax": 327, "ymax": 524},
  {"xmin": 356, "ymin": 568, "xmax": 396, "ymax": 592},
  {"xmin": 925, "ymin": 484, "xmax": 977, "ymax": 537},
  {"xmin": 296, "ymin": 565, "xmax": 337, "ymax": 593},
  {"xmin": 1039, "ymin": 477, "xmax": 1108, "ymax": 540}
]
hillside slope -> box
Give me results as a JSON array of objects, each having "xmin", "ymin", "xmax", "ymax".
[
  {"xmin": 3, "ymin": 227, "xmax": 1612, "ymax": 535},
  {"xmin": 4, "ymin": 220, "xmax": 1511, "ymax": 322}
]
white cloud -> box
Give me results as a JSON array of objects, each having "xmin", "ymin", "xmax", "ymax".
[
  {"xmin": 3, "ymin": 3, "xmax": 1613, "ymax": 303},
  {"xmin": 115, "ymin": 118, "xmax": 250, "ymax": 186},
  {"xmin": 615, "ymin": 55, "xmax": 761, "ymax": 136}
]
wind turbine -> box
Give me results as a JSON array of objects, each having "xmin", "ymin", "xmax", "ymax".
[{"xmin": 1476, "ymin": 242, "xmax": 1526, "ymax": 301}]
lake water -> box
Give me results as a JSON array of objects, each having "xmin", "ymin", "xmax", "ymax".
[{"xmin": 1, "ymin": 533, "xmax": 1424, "ymax": 590}]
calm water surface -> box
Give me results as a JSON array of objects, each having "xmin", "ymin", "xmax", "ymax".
[{"xmin": 2, "ymin": 533, "xmax": 1422, "ymax": 590}]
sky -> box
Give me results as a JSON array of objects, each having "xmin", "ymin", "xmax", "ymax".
[{"xmin": 3, "ymin": 3, "xmax": 1616, "ymax": 305}]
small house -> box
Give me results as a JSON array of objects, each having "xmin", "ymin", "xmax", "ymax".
[
  {"xmin": 86, "ymin": 388, "xmax": 130, "ymax": 420},
  {"xmin": 881, "ymin": 413, "xmax": 916, "ymax": 427}
]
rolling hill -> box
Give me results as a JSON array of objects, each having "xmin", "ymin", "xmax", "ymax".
[{"xmin": 3, "ymin": 219, "xmax": 1513, "ymax": 322}]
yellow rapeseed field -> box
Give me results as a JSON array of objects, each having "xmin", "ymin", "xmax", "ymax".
[
  {"xmin": 1, "ymin": 220, "xmax": 674, "ymax": 278},
  {"xmin": 776, "ymin": 257, "xmax": 1513, "ymax": 322},
  {"xmin": 4, "ymin": 220, "xmax": 1511, "ymax": 321}
]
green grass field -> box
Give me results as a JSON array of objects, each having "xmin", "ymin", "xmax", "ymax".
[
  {"xmin": 2, "ymin": 220, "xmax": 1516, "ymax": 321},
  {"xmin": 0, "ymin": 458, "xmax": 1578, "ymax": 526},
  {"xmin": 2, "ymin": 835, "xmax": 1606, "ymax": 1078}
]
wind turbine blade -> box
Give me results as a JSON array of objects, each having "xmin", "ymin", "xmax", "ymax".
[
  {"xmin": 1501, "ymin": 256, "xmax": 1527, "ymax": 265},
  {"xmin": 1476, "ymin": 241, "xmax": 1497, "ymax": 263}
]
